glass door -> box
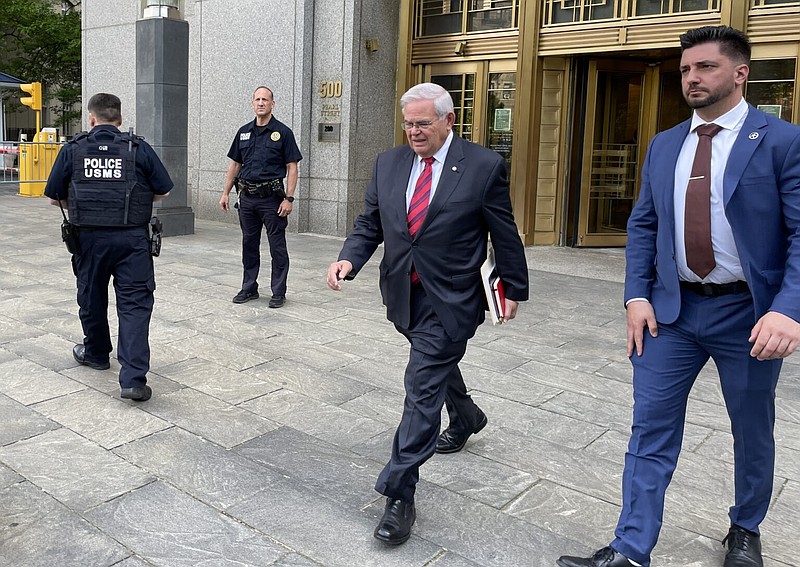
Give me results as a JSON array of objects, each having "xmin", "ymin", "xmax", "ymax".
[
  {"xmin": 425, "ymin": 60, "xmax": 516, "ymax": 172},
  {"xmin": 577, "ymin": 60, "xmax": 645, "ymax": 247}
]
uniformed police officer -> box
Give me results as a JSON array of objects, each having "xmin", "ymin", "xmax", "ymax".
[
  {"xmin": 219, "ymin": 86, "xmax": 302, "ymax": 308},
  {"xmin": 45, "ymin": 93, "xmax": 172, "ymax": 402}
]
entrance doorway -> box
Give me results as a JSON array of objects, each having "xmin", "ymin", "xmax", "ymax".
[
  {"xmin": 425, "ymin": 60, "xmax": 517, "ymax": 171},
  {"xmin": 576, "ymin": 58, "xmax": 688, "ymax": 247}
]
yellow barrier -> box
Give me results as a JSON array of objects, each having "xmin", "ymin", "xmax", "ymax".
[{"xmin": 18, "ymin": 129, "xmax": 64, "ymax": 197}]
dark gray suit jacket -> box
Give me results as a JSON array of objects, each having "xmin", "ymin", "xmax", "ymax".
[{"xmin": 339, "ymin": 135, "xmax": 529, "ymax": 341}]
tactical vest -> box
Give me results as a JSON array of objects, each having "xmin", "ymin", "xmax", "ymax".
[{"xmin": 67, "ymin": 130, "xmax": 153, "ymax": 227}]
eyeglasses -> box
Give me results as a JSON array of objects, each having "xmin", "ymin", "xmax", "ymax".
[{"xmin": 401, "ymin": 118, "xmax": 440, "ymax": 131}]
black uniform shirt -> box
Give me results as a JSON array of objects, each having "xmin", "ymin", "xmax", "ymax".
[
  {"xmin": 227, "ymin": 116, "xmax": 302, "ymax": 182},
  {"xmin": 44, "ymin": 125, "xmax": 174, "ymax": 200}
]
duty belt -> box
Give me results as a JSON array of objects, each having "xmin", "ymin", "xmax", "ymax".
[{"xmin": 236, "ymin": 178, "xmax": 283, "ymax": 197}]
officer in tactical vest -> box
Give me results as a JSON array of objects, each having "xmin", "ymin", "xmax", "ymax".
[
  {"xmin": 44, "ymin": 93, "xmax": 172, "ymax": 402},
  {"xmin": 219, "ymin": 86, "xmax": 302, "ymax": 308}
]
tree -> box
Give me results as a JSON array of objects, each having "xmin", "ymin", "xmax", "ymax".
[{"xmin": 0, "ymin": 0, "xmax": 81, "ymax": 131}]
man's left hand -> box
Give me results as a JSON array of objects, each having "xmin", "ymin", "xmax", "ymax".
[
  {"xmin": 278, "ymin": 199, "xmax": 293, "ymax": 217},
  {"xmin": 503, "ymin": 299, "xmax": 519, "ymax": 322},
  {"xmin": 749, "ymin": 311, "xmax": 800, "ymax": 360}
]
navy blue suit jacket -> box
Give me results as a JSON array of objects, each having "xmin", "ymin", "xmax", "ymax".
[
  {"xmin": 339, "ymin": 135, "xmax": 529, "ymax": 342},
  {"xmin": 624, "ymin": 105, "xmax": 800, "ymax": 324}
]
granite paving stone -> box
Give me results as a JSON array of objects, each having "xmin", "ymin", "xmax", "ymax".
[
  {"xmin": 2, "ymin": 332, "xmax": 83, "ymax": 372},
  {"xmin": 144, "ymin": 387, "xmax": 278, "ymax": 448},
  {"xmin": 484, "ymin": 335, "xmax": 612, "ymax": 373},
  {"xmin": 177, "ymin": 313, "xmax": 279, "ymax": 346},
  {"xmin": 463, "ymin": 364, "xmax": 562, "ymax": 407},
  {"xmin": 273, "ymin": 554, "xmax": 326, "ymax": 566},
  {"xmin": 427, "ymin": 552, "xmax": 483, "ymax": 567},
  {"xmin": 0, "ymin": 462, "xmax": 22, "ymax": 489},
  {"xmin": 245, "ymin": 357, "xmax": 373, "ymax": 405},
  {"xmin": 476, "ymin": 393, "xmax": 607, "ymax": 449},
  {"xmin": 166, "ymin": 330, "xmax": 276, "ymax": 371},
  {"xmin": 114, "ymin": 426, "xmax": 282, "ymax": 510},
  {"xmin": 472, "ymin": 426, "xmax": 623, "ymax": 504},
  {"xmin": 254, "ymin": 314, "xmax": 352, "ymax": 346},
  {"xmin": 461, "ymin": 343, "xmax": 529, "ymax": 374},
  {"xmin": 393, "ymin": 483, "xmax": 582, "ymax": 567},
  {"xmin": 333, "ymin": 358, "xmax": 407, "ymax": 395},
  {"xmin": 539, "ymin": 389, "xmax": 634, "ymax": 434},
  {"xmin": 505, "ymin": 479, "xmax": 620, "ymax": 544},
  {"xmin": 235, "ymin": 426, "xmax": 384, "ymax": 509},
  {"xmin": 85, "ymin": 481, "xmax": 290, "ymax": 567},
  {"xmin": 228, "ymin": 479, "xmax": 444, "ymax": 567},
  {"xmin": 156, "ymin": 357, "xmax": 281, "ymax": 404},
  {"xmin": 150, "ymin": 298, "xmax": 215, "ymax": 323},
  {"xmin": 0, "ymin": 482, "xmax": 129, "ymax": 567},
  {"xmin": 241, "ymin": 389, "xmax": 390, "ymax": 448},
  {"xmin": 32, "ymin": 389, "xmax": 171, "ymax": 448},
  {"xmin": 338, "ymin": 387, "xmax": 406, "ymax": 425},
  {"xmin": 0, "ymin": 394, "xmax": 59, "ymax": 446},
  {"xmin": 115, "ymin": 557, "xmax": 155, "ymax": 567},
  {"xmin": 0, "ymin": 356, "xmax": 86, "ymax": 405},
  {"xmin": 421, "ymin": 450, "xmax": 537, "ymax": 509},
  {"xmin": 319, "ymin": 314, "xmax": 408, "ymax": 346},
  {"xmin": 0, "ymin": 428, "xmax": 153, "ymax": 512},
  {"xmin": 324, "ymin": 334, "xmax": 411, "ymax": 367},
  {"xmin": 0, "ymin": 346, "xmax": 18, "ymax": 365},
  {"xmin": 257, "ymin": 337, "xmax": 364, "ymax": 371},
  {"xmin": 511, "ymin": 360, "xmax": 634, "ymax": 403},
  {"xmin": 0, "ymin": 315, "xmax": 47, "ymax": 345}
]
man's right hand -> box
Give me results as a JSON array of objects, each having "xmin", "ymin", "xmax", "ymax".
[
  {"xmin": 626, "ymin": 300, "xmax": 658, "ymax": 357},
  {"xmin": 219, "ymin": 193, "xmax": 230, "ymax": 212},
  {"xmin": 327, "ymin": 260, "xmax": 353, "ymax": 291}
]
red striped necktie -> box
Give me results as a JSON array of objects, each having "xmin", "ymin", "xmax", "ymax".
[{"xmin": 408, "ymin": 156, "xmax": 435, "ymax": 284}]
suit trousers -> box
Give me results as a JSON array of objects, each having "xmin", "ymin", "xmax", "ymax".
[
  {"xmin": 611, "ymin": 289, "xmax": 781, "ymax": 566},
  {"xmin": 375, "ymin": 285, "xmax": 479, "ymax": 502},
  {"xmin": 238, "ymin": 192, "xmax": 289, "ymax": 297},
  {"xmin": 73, "ymin": 227, "xmax": 155, "ymax": 389}
]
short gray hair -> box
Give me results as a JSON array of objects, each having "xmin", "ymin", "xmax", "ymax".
[{"xmin": 401, "ymin": 83, "xmax": 454, "ymax": 119}]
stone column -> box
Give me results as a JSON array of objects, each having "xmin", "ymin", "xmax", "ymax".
[{"xmin": 135, "ymin": 1, "xmax": 195, "ymax": 236}]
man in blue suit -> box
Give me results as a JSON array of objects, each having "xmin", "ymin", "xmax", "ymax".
[
  {"xmin": 558, "ymin": 26, "xmax": 800, "ymax": 567},
  {"xmin": 327, "ymin": 82, "xmax": 528, "ymax": 545}
]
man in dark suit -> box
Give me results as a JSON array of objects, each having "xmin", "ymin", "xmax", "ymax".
[
  {"xmin": 558, "ymin": 26, "xmax": 800, "ymax": 567},
  {"xmin": 327, "ymin": 82, "xmax": 528, "ymax": 545}
]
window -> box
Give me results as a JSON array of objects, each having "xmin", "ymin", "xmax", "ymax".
[
  {"xmin": 746, "ymin": 59, "xmax": 796, "ymax": 122},
  {"xmin": 416, "ymin": 0, "xmax": 519, "ymax": 37}
]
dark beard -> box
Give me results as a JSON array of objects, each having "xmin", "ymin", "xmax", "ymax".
[{"xmin": 684, "ymin": 84, "xmax": 733, "ymax": 109}]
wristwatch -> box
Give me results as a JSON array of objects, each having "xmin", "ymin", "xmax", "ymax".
[{"xmin": 285, "ymin": 196, "xmax": 295, "ymax": 203}]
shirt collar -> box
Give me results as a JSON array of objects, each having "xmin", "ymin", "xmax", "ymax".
[{"xmin": 690, "ymin": 97, "xmax": 748, "ymax": 133}]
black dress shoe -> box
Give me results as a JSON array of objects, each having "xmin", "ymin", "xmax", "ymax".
[
  {"xmin": 557, "ymin": 547, "xmax": 635, "ymax": 567},
  {"xmin": 120, "ymin": 385, "xmax": 152, "ymax": 402},
  {"xmin": 233, "ymin": 289, "xmax": 259, "ymax": 304},
  {"xmin": 72, "ymin": 344, "xmax": 110, "ymax": 370},
  {"xmin": 723, "ymin": 525, "xmax": 763, "ymax": 567},
  {"xmin": 268, "ymin": 295, "xmax": 285, "ymax": 308},
  {"xmin": 373, "ymin": 498, "xmax": 415, "ymax": 545},
  {"xmin": 435, "ymin": 407, "xmax": 488, "ymax": 454}
]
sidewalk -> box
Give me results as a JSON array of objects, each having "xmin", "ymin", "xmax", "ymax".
[{"xmin": 0, "ymin": 186, "xmax": 797, "ymax": 567}]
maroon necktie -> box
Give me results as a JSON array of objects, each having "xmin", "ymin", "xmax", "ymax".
[
  {"xmin": 408, "ymin": 156, "xmax": 435, "ymax": 284},
  {"xmin": 685, "ymin": 123, "xmax": 723, "ymax": 279}
]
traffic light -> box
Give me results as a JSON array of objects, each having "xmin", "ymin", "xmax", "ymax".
[{"xmin": 20, "ymin": 82, "xmax": 42, "ymax": 111}]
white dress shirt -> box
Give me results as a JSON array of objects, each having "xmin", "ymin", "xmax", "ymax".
[
  {"xmin": 405, "ymin": 130, "xmax": 454, "ymax": 211},
  {"xmin": 673, "ymin": 97, "xmax": 749, "ymax": 283}
]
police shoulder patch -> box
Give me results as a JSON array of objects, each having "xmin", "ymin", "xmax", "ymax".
[{"xmin": 270, "ymin": 132, "xmax": 281, "ymax": 142}]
